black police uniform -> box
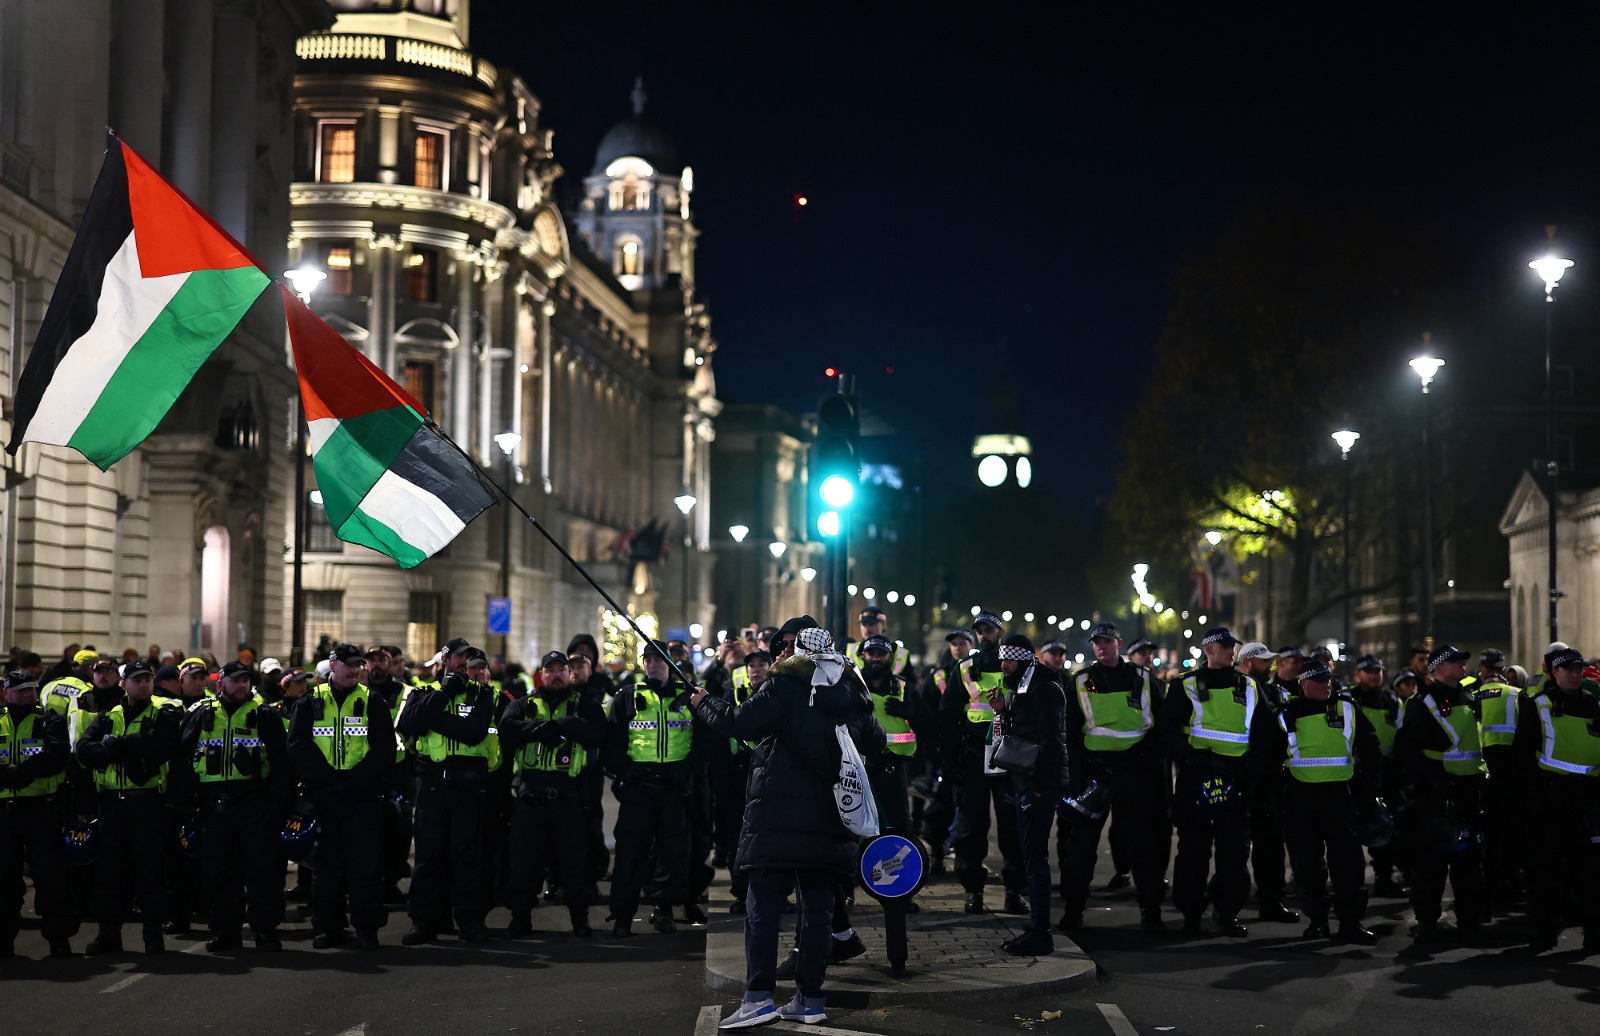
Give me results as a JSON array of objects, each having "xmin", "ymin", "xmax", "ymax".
[
  {"xmin": 174, "ymin": 685, "xmax": 291, "ymax": 948},
  {"xmin": 396, "ymin": 665, "xmax": 497, "ymax": 941},
  {"xmin": 1058, "ymin": 657, "xmax": 1170, "ymax": 930},
  {"xmin": 1394, "ymin": 675, "xmax": 1488, "ymax": 940},
  {"xmin": 499, "ymin": 680, "xmax": 606, "ymax": 935},
  {"xmin": 0, "ymin": 693, "xmax": 76, "ymax": 955},
  {"xmin": 285, "ymin": 677, "xmax": 393, "ymax": 947},
  {"xmin": 1351, "ymin": 677, "xmax": 1409, "ymax": 895},
  {"xmin": 1245, "ymin": 673, "xmax": 1300, "ymax": 923}
]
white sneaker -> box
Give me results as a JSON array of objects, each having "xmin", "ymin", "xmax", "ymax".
[
  {"xmin": 719, "ymin": 998, "xmax": 778, "ymax": 1029},
  {"xmin": 776, "ymin": 995, "xmax": 827, "ymax": 1025}
]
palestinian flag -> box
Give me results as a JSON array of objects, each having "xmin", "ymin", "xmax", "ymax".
[
  {"xmin": 284, "ymin": 286, "xmax": 495, "ymax": 568},
  {"xmin": 5, "ymin": 135, "xmax": 269, "ymax": 469}
]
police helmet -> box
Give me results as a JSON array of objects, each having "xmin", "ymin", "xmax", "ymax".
[
  {"xmin": 279, "ymin": 810, "xmax": 322, "ymax": 862},
  {"xmin": 1349, "ymin": 798, "xmax": 1394, "ymax": 848},
  {"xmin": 62, "ymin": 817, "xmax": 97, "ymax": 865},
  {"xmin": 1059, "ymin": 779, "xmax": 1112, "ymax": 822},
  {"xmin": 1195, "ymin": 771, "xmax": 1243, "ymax": 816}
]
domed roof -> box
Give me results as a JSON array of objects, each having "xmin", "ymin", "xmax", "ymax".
[{"xmin": 590, "ymin": 78, "xmax": 680, "ymax": 176}]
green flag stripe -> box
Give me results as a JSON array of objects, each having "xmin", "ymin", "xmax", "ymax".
[
  {"xmin": 308, "ymin": 406, "xmax": 422, "ymax": 527},
  {"xmin": 335, "ymin": 505, "xmax": 430, "ymax": 570},
  {"xmin": 67, "ymin": 264, "xmax": 270, "ymax": 468}
]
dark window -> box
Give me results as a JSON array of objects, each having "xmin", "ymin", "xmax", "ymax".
[
  {"xmin": 407, "ymin": 249, "xmax": 439, "ymax": 302},
  {"xmin": 306, "ymin": 491, "xmax": 344, "ymax": 552},
  {"xmin": 319, "ymin": 123, "xmax": 356, "ymax": 183},
  {"xmin": 305, "ymin": 591, "xmax": 345, "ymax": 657},
  {"xmin": 402, "ymin": 357, "xmax": 439, "ymax": 419},
  {"xmin": 406, "ymin": 592, "xmax": 444, "ymax": 663}
]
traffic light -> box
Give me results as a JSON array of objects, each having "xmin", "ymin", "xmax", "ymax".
[{"xmin": 809, "ymin": 390, "xmax": 859, "ymax": 540}]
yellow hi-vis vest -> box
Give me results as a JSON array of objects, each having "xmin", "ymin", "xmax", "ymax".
[
  {"xmin": 727, "ymin": 666, "xmax": 758, "ymax": 754},
  {"xmin": 1532, "ymin": 690, "xmax": 1600, "ymax": 778},
  {"xmin": 1078, "ymin": 667, "xmax": 1154, "ymax": 751},
  {"xmin": 1421, "ymin": 692, "xmax": 1487, "ymax": 775},
  {"xmin": 1473, "ymin": 681, "xmax": 1520, "ymax": 749},
  {"xmin": 1181, "ymin": 673, "xmax": 1256, "ymax": 757},
  {"xmin": 309, "ymin": 684, "xmax": 376, "ymax": 771},
  {"xmin": 870, "ymin": 676, "xmax": 917, "ymax": 757},
  {"xmin": 93, "ymin": 696, "xmax": 181, "ymax": 792},
  {"xmin": 511, "ymin": 692, "xmax": 587, "ymax": 777},
  {"xmin": 189, "ymin": 695, "xmax": 270, "ymax": 784},
  {"xmin": 417, "ymin": 682, "xmax": 500, "ymax": 768},
  {"xmin": 1358, "ymin": 696, "xmax": 1400, "ymax": 756},
  {"xmin": 625, "ymin": 680, "xmax": 694, "ymax": 763},
  {"xmin": 1279, "ymin": 700, "xmax": 1357, "ymax": 782},
  {"xmin": 43, "ymin": 676, "xmax": 90, "ymax": 716},
  {"xmin": 0, "ymin": 707, "xmax": 64, "ymax": 798},
  {"xmin": 959, "ymin": 658, "xmax": 1003, "ymax": 724}
]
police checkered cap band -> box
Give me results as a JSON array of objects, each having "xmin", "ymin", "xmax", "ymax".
[
  {"xmin": 1426, "ymin": 645, "xmax": 1468, "ymax": 672},
  {"xmin": 797, "ymin": 627, "xmax": 835, "ymax": 654},
  {"xmin": 999, "ymin": 645, "xmax": 1036, "ymax": 662},
  {"xmin": 974, "ymin": 611, "xmax": 1004, "ymax": 629},
  {"xmin": 1201, "ymin": 628, "xmax": 1237, "ymax": 646}
]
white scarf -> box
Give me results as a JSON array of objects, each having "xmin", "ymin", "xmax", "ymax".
[{"xmin": 796, "ymin": 627, "xmax": 847, "ymax": 692}]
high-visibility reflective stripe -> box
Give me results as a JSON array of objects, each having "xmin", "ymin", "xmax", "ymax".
[
  {"xmin": 312, "ymin": 726, "xmax": 336, "ymax": 737},
  {"xmin": 1290, "ymin": 756, "xmax": 1351, "ymax": 767},
  {"xmin": 885, "ymin": 731, "xmax": 917, "ymax": 743},
  {"xmin": 1193, "ymin": 728, "xmax": 1250, "ymax": 744},
  {"xmin": 1481, "ymin": 725, "xmax": 1516, "ymax": 733},
  {"xmin": 1280, "ymin": 700, "xmax": 1356, "ymax": 779},
  {"xmin": 1535, "ymin": 695, "xmax": 1600, "ymax": 776}
]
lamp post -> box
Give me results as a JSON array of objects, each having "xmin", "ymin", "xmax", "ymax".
[
  {"xmin": 1531, "ymin": 240, "xmax": 1574, "ymax": 642},
  {"xmin": 1410, "ymin": 353, "xmax": 1444, "ymax": 643},
  {"xmin": 283, "ymin": 264, "xmax": 324, "ymax": 665},
  {"xmin": 768, "ymin": 540, "xmax": 787, "ymax": 619},
  {"xmin": 728, "ymin": 524, "xmax": 748, "ymax": 627},
  {"xmin": 494, "ymin": 431, "xmax": 521, "ymax": 657},
  {"xmin": 1332, "ymin": 430, "xmax": 1361, "ymax": 657},
  {"xmin": 675, "ymin": 490, "xmax": 697, "ymax": 635}
]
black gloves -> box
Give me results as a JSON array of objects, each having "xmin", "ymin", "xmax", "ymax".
[
  {"xmin": 532, "ymin": 721, "xmax": 564, "ymax": 746},
  {"xmin": 883, "ymin": 696, "xmax": 914, "ymax": 719}
]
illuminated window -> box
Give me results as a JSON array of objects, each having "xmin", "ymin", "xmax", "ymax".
[
  {"xmin": 402, "ymin": 357, "xmax": 439, "ymax": 418},
  {"xmin": 414, "ymin": 128, "xmax": 448, "ymax": 190},
  {"xmin": 317, "ymin": 122, "xmax": 356, "ymax": 183},
  {"xmin": 322, "ymin": 241, "xmax": 354, "ymax": 295},
  {"xmin": 618, "ymin": 239, "xmax": 641, "ymax": 277},
  {"xmin": 406, "ymin": 249, "xmax": 438, "ymax": 302},
  {"xmin": 406, "ymin": 592, "xmax": 443, "ymax": 664},
  {"xmin": 306, "ymin": 492, "xmax": 343, "ymax": 552}
]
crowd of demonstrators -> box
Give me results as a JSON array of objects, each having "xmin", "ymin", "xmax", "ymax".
[{"xmin": 5, "ymin": 616, "xmax": 1600, "ymax": 1001}]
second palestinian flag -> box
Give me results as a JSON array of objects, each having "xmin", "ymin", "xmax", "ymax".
[
  {"xmin": 5, "ymin": 135, "xmax": 269, "ymax": 469},
  {"xmin": 284, "ymin": 286, "xmax": 494, "ymax": 568}
]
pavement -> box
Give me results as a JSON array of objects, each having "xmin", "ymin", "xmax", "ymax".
[{"xmin": 702, "ymin": 863, "xmax": 1099, "ymax": 1007}]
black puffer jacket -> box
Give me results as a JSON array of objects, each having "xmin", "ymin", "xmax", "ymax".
[
  {"xmin": 1001, "ymin": 661, "xmax": 1069, "ymax": 793},
  {"xmin": 693, "ymin": 654, "xmax": 885, "ymax": 875}
]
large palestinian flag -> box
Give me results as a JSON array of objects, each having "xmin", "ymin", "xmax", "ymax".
[
  {"xmin": 284, "ymin": 286, "xmax": 495, "ymax": 568},
  {"xmin": 5, "ymin": 135, "xmax": 269, "ymax": 469}
]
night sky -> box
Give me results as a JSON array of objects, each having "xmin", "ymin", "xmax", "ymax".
[{"xmin": 467, "ymin": 3, "xmax": 1600, "ymax": 514}]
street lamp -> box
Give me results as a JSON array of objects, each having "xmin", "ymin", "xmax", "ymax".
[
  {"xmin": 1332, "ymin": 430, "xmax": 1361, "ymax": 657},
  {"xmin": 1410, "ymin": 350, "xmax": 1443, "ymax": 643},
  {"xmin": 675, "ymin": 490, "xmax": 697, "ymax": 636},
  {"xmin": 768, "ymin": 541, "xmax": 787, "ymax": 559},
  {"xmin": 728, "ymin": 524, "xmax": 749, "ymax": 543},
  {"xmin": 285, "ymin": 263, "xmax": 324, "ymax": 665},
  {"xmin": 494, "ymin": 432, "xmax": 521, "ymax": 656},
  {"xmin": 1531, "ymin": 236, "xmax": 1574, "ymax": 642}
]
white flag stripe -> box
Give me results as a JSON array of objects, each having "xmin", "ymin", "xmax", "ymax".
[
  {"xmin": 357, "ymin": 466, "xmax": 467, "ymax": 554},
  {"xmin": 26, "ymin": 231, "xmax": 188, "ymax": 446}
]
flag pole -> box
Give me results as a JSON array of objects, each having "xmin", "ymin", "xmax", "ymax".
[
  {"xmin": 423, "ymin": 419, "xmax": 695, "ymax": 688},
  {"xmin": 290, "ymin": 397, "xmax": 307, "ymax": 667}
]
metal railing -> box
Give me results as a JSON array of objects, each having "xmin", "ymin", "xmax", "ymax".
[{"xmin": 295, "ymin": 33, "xmax": 496, "ymax": 90}]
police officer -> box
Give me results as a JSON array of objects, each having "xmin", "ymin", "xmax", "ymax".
[
  {"xmin": 40, "ymin": 649, "xmax": 98, "ymax": 717},
  {"xmin": 396, "ymin": 638, "xmax": 497, "ymax": 945},
  {"xmin": 501, "ymin": 651, "xmax": 606, "ymax": 938},
  {"xmin": 860, "ymin": 634, "xmax": 920, "ymax": 835},
  {"xmin": 1349, "ymin": 654, "xmax": 1408, "ymax": 896},
  {"xmin": 920, "ymin": 629, "xmax": 975, "ymax": 876},
  {"xmin": 1251, "ymin": 661, "xmax": 1381, "ymax": 943},
  {"xmin": 1248, "ymin": 646, "xmax": 1303, "ymax": 925},
  {"xmin": 1105, "ymin": 636, "xmax": 1159, "ymax": 893},
  {"xmin": 1157, "ymin": 626, "xmax": 1256, "ymax": 936},
  {"xmin": 74, "ymin": 659, "xmax": 183, "ymax": 955},
  {"xmin": 1059, "ymin": 623, "xmax": 1170, "ymax": 934},
  {"xmin": 166, "ymin": 655, "xmax": 213, "ymax": 935},
  {"xmin": 566, "ymin": 648, "xmax": 611, "ymax": 897},
  {"xmin": 176, "ymin": 660, "xmax": 289, "ymax": 952},
  {"xmin": 1395, "ymin": 644, "xmax": 1487, "ymax": 944},
  {"xmin": 364, "ymin": 646, "xmax": 413, "ymax": 906},
  {"xmin": 941, "ymin": 612, "xmax": 1027, "ymax": 915},
  {"xmin": 605, "ymin": 641, "xmax": 696, "ymax": 936},
  {"xmin": 1515, "ymin": 647, "xmax": 1600, "ymax": 952},
  {"xmin": 847, "ymin": 606, "xmax": 913, "ymax": 680},
  {"xmin": 286, "ymin": 643, "xmax": 393, "ymax": 950},
  {"xmin": 0, "ymin": 670, "xmax": 76, "ymax": 958},
  {"xmin": 1470, "ymin": 648, "xmax": 1521, "ymax": 912}
]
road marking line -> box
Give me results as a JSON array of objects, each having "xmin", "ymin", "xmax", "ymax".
[
  {"xmin": 695, "ymin": 1005, "xmax": 722, "ymax": 1036},
  {"xmin": 775, "ymin": 1022, "xmax": 887, "ymax": 1036},
  {"xmin": 333, "ymin": 1025, "xmax": 368, "ymax": 1036},
  {"xmin": 1098, "ymin": 1003, "xmax": 1140, "ymax": 1036},
  {"xmin": 100, "ymin": 973, "xmax": 147, "ymax": 994}
]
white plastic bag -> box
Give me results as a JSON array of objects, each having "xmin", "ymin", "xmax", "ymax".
[{"xmin": 834, "ymin": 723, "xmax": 880, "ymax": 838}]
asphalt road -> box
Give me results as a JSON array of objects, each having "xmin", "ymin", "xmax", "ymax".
[{"xmin": 8, "ymin": 796, "xmax": 1600, "ymax": 1036}]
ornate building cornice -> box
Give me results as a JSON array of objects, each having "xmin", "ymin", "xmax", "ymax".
[{"xmin": 291, "ymin": 181, "xmax": 515, "ymax": 233}]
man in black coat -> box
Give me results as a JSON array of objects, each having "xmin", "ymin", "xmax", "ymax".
[{"xmin": 692, "ymin": 623, "xmax": 885, "ymax": 1029}]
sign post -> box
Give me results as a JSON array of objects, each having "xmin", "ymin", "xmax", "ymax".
[{"xmin": 857, "ymin": 833, "xmax": 927, "ymax": 978}]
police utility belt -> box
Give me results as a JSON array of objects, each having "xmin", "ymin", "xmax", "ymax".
[
  {"xmin": 516, "ymin": 775, "xmax": 581, "ymax": 803},
  {"xmin": 419, "ymin": 758, "xmax": 488, "ymax": 782}
]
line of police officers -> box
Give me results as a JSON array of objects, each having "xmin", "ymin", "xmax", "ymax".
[{"xmin": 5, "ymin": 610, "xmax": 1600, "ymax": 961}]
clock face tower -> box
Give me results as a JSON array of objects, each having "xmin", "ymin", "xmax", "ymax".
[{"xmin": 574, "ymin": 78, "xmax": 696, "ymax": 296}]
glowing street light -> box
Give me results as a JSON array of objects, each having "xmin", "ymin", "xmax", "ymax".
[{"xmin": 728, "ymin": 524, "xmax": 749, "ymax": 543}]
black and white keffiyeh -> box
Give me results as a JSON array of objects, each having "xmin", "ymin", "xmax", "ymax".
[
  {"xmin": 999, "ymin": 644, "xmax": 1036, "ymax": 662},
  {"xmin": 796, "ymin": 627, "xmax": 847, "ymax": 689}
]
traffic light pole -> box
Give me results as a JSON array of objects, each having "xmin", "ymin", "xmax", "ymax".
[
  {"xmin": 813, "ymin": 372, "xmax": 857, "ymax": 641},
  {"xmin": 826, "ymin": 523, "xmax": 849, "ymax": 642}
]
